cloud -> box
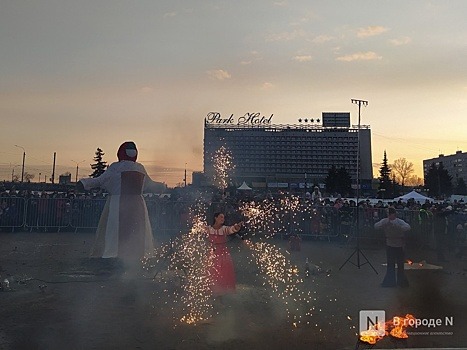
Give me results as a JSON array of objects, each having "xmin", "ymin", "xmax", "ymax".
[
  {"xmin": 312, "ymin": 35, "xmax": 334, "ymax": 44},
  {"xmin": 389, "ymin": 36, "xmax": 412, "ymax": 46},
  {"xmin": 273, "ymin": 1, "xmax": 288, "ymax": 6},
  {"xmin": 240, "ymin": 51, "xmax": 262, "ymax": 65},
  {"xmin": 266, "ymin": 29, "xmax": 306, "ymax": 42},
  {"xmin": 336, "ymin": 51, "xmax": 382, "ymax": 62},
  {"xmin": 139, "ymin": 86, "xmax": 155, "ymax": 94},
  {"xmin": 357, "ymin": 26, "xmax": 389, "ymax": 38},
  {"xmin": 206, "ymin": 69, "xmax": 231, "ymax": 81},
  {"xmin": 290, "ymin": 11, "xmax": 317, "ymax": 26},
  {"xmin": 261, "ymin": 82, "xmax": 275, "ymax": 90},
  {"xmin": 292, "ymin": 55, "xmax": 313, "ymax": 62},
  {"xmin": 163, "ymin": 12, "xmax": 177, "ymax": 18}
]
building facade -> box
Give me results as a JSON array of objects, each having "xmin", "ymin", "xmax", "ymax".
[
  {"xmin": 203, "ymin": 112, "xmax": 373, "ymax": 190},
  {"xmin": 423, "ymin": 150, "xmax": 466, "ymax": 185}
]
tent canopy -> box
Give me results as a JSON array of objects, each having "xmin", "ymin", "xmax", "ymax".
[
  {"xmin": 237, "ymin": 181, "xmax": 252, "ymax": 190},
  {"xmin": 394, "ymin": 190, "xmax": 433, "ymax": 202}
]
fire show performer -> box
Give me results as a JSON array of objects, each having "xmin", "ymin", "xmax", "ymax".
[
  {"xmin": 374, "ymin": 207, "xmax": 411, "ymax": 287},
  {"xmin": 206, "ymin": 212, "xmax": 243, "ymax": 295},
  {"xmin": 78, "ymin": 141, "xmax": 155, "ymax": 261}
]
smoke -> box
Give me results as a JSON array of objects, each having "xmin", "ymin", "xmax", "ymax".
[
  {"xmin": 205, "ymin": 285, "xmax": 287, "ymax": 344},
  {"xmin": 147, "ymin": 113, "xmax": 203, "ymax": 164},
  {"xmin": 139, "ymin": 112, "xmax": 204, "ymax": 185}
]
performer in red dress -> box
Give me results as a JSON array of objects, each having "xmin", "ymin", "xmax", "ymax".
[{"xmin": 205, "ymin": 212, "xmax": 243, "ymax": 295}]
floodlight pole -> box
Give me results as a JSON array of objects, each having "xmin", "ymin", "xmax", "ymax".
[{"xmin": 339, "ymin": 99, "xmax": 377, "ymax": 274}]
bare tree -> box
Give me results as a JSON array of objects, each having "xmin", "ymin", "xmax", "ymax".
[
  {"xmin": 391, "ymin": 158, "xmax": 414, "ymax": 186},
  {"xmin": 405, "ymin": 175, "xmax": 424, "ymax": 187},
  {"xmin": 24, "ymin": 172, "xmax": 35, "ymax": 182}
]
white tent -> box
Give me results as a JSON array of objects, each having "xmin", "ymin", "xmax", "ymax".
[
  {"xmin": 394, "ymin": 190, "xmax": 434, "ymax": 202},
  {"xmin": 237, "ymin": 181, "xmax": 252, "ymax": 190}
]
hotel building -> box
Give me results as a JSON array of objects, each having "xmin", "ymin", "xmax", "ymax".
[{"xmin": 202, "ymin": 112, "xmax": 373, "ymax": 190}]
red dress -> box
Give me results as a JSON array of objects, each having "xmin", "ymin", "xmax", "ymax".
[{"xmin": 206, "ymin": 225, "xmax": 236, "ymax": 295}]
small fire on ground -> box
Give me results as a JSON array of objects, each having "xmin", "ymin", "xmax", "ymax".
[{"xmin": 360, "ymin": 314, "xmax": 416, "ymax": 345}]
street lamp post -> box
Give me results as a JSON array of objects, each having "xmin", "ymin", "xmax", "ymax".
[
  {"xmin": 71, "ymin": 160, "xmax": 86, "ymax": 183},
  {"xmin": 14, "ymin": 145, "xmax": 26, "ymax": 183}
]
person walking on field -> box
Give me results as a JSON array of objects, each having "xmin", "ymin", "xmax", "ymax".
[{"xmin": 374, "ymin": 207, "xmax": 411, "ymax": 287}]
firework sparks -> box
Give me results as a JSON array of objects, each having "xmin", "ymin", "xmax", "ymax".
[
  {"xmin": 144, "ymin": 193, "xmax": 324, "ymax": 329},
  {"xmin": 144, "ymin": 204, "xmax": 216, "ymax": 325},
  {"xmin": 243, "ymin": 238, "xmax": 315, "ymax": 327},
  {"xmin": 212, "ymin": 145, "xmax": 235, "ymax": 190}
]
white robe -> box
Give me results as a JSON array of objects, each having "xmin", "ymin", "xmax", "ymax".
[{"xmin": 80, "ymin": 161, "xmax": 154, "ymax": 259}]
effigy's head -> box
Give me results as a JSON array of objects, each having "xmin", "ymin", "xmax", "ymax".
[{"xmin": 117, "ymin": 141, "xmax": 138, "ymax": 162}]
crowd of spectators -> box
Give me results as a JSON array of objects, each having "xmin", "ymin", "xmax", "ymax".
[{"xmin": 1, "ymin": 185, "xmax": 466, "ymax": 260}]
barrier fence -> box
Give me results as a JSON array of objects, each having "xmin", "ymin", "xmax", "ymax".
[{"xmin": 0, "ymin": 197, "xmax": 463, "ymax": 249}]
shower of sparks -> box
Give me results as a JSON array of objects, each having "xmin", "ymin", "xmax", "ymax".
[
  {"xmin": 239, "ymin": 194, "xmax": 304, "ymax": 236},
  {"xmin": 143, "ymin": 203, "xmax": 215, "ymax": 325},
  {"xmin": 144, "ymin": 192, "xmax": 331, "ymax": 329},
  {"xmin": 212, "ymin": 145, "xmax": 235, "ymax": 190},
  {"xmin": 243, "ymin": 239, "xmax": 315, "ymax": 327}
]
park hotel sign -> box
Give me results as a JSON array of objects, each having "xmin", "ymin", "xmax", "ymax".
[{"xmin": 205, "ymin": 112, "xmax": 274, "ymax": 125}]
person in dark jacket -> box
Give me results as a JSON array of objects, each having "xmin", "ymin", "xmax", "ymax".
[{"xmin": 432, "ymin": 205, "xmax": 453, "ymax": 262}]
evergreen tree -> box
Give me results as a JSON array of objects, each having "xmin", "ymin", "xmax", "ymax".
[
  {"xmin": 437, "ymin": 163, "xmax": 452, "ymax": 196},
  {"xmin": 378, "ymin": 151, "xmax": 392, "ymax": 196},
  {"xmin": 424, "ymin": 163, "xmax": 439, "ymax": 196},
  {"xmin": 455, "ymin": 177, "xmax": 467, "ymax": 195},
  {"xmin": 324, "ymin": 165, "xmax": 338, "ymax": 194},
  {"xmin": 90, "ymin": 147, "xmax": 107, "ymax": 178},
  {"xmin": 424, "ymin": 162, "xmax": 453, "ymax": 197},
  {"xmin": 336, "ymin": 167, "xmax": 352, "ymax": 196}
]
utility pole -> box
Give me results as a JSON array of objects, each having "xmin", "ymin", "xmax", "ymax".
[
  {"xmin": 14, "ymin": 145, "xmax": 26, "ymax": 183},
  {"xmin": 51, "ymin": 152, "xmax": 56, "ymax": 184},
  {"xmin": 184, "ymin": 163, "xmax": 187, "ymax": 187},
  {"xmin": 71, "ymin": 160, "xmax": 86, "ymax": 183}
]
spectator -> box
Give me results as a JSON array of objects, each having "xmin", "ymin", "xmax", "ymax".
[{"xmin": 375, "ymin": 207, "xmax": 411, "ymax": 287}]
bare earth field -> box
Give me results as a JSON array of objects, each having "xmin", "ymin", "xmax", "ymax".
[{"xmin": 1, "ymin": 231, "xmax": 466, "ymax": 350}]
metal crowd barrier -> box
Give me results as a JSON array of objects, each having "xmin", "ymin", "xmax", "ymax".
[
  {"xmin": 25, "ymin": 197, "xmax": 72, "ymax": 232},
  {"xmin": 70, "ymin": 198, "xmax": 106, "ymax": 232},
  {"xmin": 0, "ymin": 197, "xmax": 26, "ymax": 232},
  {"xmin": 0, "ymin": 196, "xmax": 449, "ymax": 250}
]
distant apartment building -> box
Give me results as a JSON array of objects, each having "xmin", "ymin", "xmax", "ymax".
[
  {"xmin": 423, "ymin": 150, "xmax": 466, "ymax": 184},
  {"xmin": 203, "ymin": 112, "xmax": 373, "ymax": 190}
]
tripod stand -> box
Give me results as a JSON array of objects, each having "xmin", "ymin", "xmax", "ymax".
[{"xmin": 339, "ymin": 99, "xmax": 377, "ymax": 274}]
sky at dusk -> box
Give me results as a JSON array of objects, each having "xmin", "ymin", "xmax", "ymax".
[{"xmin": 1, "ymin": 1, "xmax": 466, "ymax": 187}]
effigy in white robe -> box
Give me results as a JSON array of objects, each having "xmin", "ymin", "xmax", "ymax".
[{"xmin": 80, "ymin": 160, "xmax": 154, "ymax": 260}]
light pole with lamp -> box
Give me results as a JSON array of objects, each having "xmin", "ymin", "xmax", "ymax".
[
  {"xmin": 339, "ymin": 99, "xmax": 377, "ymax": 274},
  {"xmin": 14, "ymin": 145, "xmax": 26, "ymax": 183},
  {"xmin": 71, "ymin": 160, "xmax": 86, "ymax": 183}
]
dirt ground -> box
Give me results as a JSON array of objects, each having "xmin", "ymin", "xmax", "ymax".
[{"xmin": 1, "ymin": 231, "xmax": 466, "ymax": 350}]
